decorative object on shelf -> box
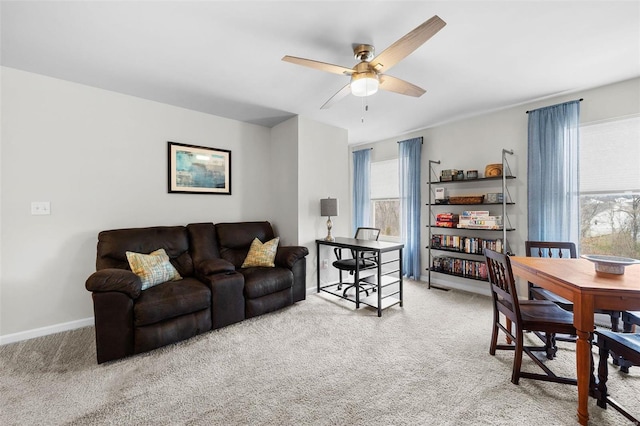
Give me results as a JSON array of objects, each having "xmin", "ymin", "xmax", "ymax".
[
  {"xmin": 581, "ymin": 254, "xmax": 640, "ymax": 275},
  {"xmin": 485, "ymin": 193, "xmax": 504, "ymax": 203},
  {"xmin": 454, "ymin": 170, "xmax": 465, "ymax": 180},
  {"xmin": 449, "ymin": 195, "xmax": 484, "ymax": 204},
  {"xmin": 320, "ymin": 198, "xmax": 339, "ymax": 242},
  {"xmin": 484, "ymin": 163, "xmax": 503, "ymax": 177},
  {"xmin": 440, "ymin": 169, "xmax": 457, "ymax": 181},
  {"xmin": 435, "ymin": 187, "xmax": 446, "ymax": 200},
  {"xmin": 168, "ymin": 141, "xmax": 231, "ymax": 195},
  {"xmin": 466, "ymin": 170, "xmax": 478, "ymax": 180}
]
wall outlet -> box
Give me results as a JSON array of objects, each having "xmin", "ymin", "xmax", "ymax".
[
  {"xmin": 322, "ymin": 259, "xmax": 329, "ymax": 269},
  {"xmin": 31, "ymin": 201, "xmax": 51, "ymax": 215}
]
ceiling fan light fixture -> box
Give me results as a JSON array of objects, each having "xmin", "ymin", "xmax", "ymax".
[{"xmin": 350, "ymin": 72, "xmax": 379, "ymax": 97}]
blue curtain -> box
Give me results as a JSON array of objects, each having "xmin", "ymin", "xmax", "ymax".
[
  {"xmin": 527, "ymin": 100, "xmax": 580, "ymax": 246},
  {"xmin": 399, "ymin": 137, "xmax": 422, "ymax": 279},
  {"xmin": 352, "ymin": 149, "xmax": 371, "ymax": 233}
]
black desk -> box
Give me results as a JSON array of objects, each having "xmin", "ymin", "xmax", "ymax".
[{"xmin": 316, "ymin": 238, "xmax": 404, "ymax": 317}]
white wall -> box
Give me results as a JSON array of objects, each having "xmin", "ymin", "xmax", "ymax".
[
  {"xmin": 355, "ymin": 77, "xmax": 640, "ymax": 295},
  {"xmin": 270, "ymin": 117, "xmax": 299, "ymax": 246},
  {"xmin": 0, "ymin": 67, "xmax": 275, "ymax": 338},
  {"xmin": 297, "ymin": 116, "xmax": 349, "ymax": 289}
]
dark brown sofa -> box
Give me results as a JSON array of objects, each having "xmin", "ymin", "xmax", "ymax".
[{"xmin": 85, "ymin": 221, "xmax": 308, "ymax": 363}]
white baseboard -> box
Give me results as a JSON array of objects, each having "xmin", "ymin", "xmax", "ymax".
[{"xmin": 0, "ymin": 317, "xmax": 94, "ymax": 346}]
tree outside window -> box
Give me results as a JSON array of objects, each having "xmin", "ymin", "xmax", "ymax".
[
  {"xmin": 371, "ymin": 159, "xmax": 401, "ymax": 240},
  {"xmin": 579, "ymin": 116, "xmax": 640, "ymax": 258}
]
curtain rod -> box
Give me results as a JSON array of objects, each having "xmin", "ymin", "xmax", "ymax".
[
  {"xmin": 526, "ymin": 98, "xmax": 583, "ymax": 114},
  {"xmin": 397, "ymin": 136, "xmax": 424, "ymax": 144}
]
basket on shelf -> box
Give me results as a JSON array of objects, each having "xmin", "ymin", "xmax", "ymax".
[
  {"xmin": 484, "ymin": 163, "xmax": 503, "ymax": 177},
  {"xmin": 449, "ymin": 195, "xmax": 484, "ymax": 204}
]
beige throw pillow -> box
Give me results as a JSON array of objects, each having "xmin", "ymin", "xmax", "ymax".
[
  {"xmin": 241, "ymin": 237, "xmax": 279, "ymax": 268},
  {"xmin": 126, "ymin": 248, "xmax": 182, "ymax": 290}
]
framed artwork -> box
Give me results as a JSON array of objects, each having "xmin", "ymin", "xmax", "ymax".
[{"xmin": 168, "ymin": 142, "xmax": 231, "ymax": 195}]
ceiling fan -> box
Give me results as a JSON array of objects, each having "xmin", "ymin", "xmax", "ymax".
[{"xmin": 282, "ymin": 15, "xmax": 446, "ymax": 109}]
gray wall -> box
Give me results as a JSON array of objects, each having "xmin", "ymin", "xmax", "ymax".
[{"xmin": 0, "ymin": 67, "xmax": 349, "ymax": 341}]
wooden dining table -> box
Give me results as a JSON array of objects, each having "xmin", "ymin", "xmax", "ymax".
[{"xmin": 509, "ymin": 257, "xmax": 640, "ymax": 425}]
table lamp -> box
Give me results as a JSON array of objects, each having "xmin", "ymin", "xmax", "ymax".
[{"xmin": 320, "ymin": 198, "xmax": 339, "ymax": 242}]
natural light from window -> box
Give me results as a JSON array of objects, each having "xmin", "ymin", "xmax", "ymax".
[
  {"xmin": 370, "ymin": 159, "xmax": 400, "ymax": 240},
  {"xmin": 579, "ymin": 115, "xmax": 640, "ymax": 259}
]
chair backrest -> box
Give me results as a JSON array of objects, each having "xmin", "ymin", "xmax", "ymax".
[
  {"xmin": 354, "ymin": 227, "xmax": 380, "ymax": 241},
  {"xmin": 485, "ymin": 249, "xmax": 520, "ymax": 326},
  {"xmin": 525, "ymin": 241, "xmax": 577, "ymax": 259}
]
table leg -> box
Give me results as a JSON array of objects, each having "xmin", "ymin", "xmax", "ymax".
[
  {"xmin": 355, "ymin": 249, "xmax": 360, "ymax": 309},
  {"xmin": 574, "ymin": 295, "xmax": 595, "ymax": 426},
  {"xmin": 377, "ymin": 258, "xmax": 382, "ymax": 317},
  {"xmin": 316, "ymin": 242, "xmax": 321, "ymax": 293},
  {"xmin": 576, "ymin": 329, "xmax": 591, "ymax": 425}
]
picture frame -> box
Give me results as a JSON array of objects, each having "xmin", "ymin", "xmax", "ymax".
[{"xmin": 168, "ymin": 141, "xmax": 231, "ymax": 195}]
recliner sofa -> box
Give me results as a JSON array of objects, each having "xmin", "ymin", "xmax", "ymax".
[{"xmin": 85, "ymin": 221, "xmax": 308, "ymax": 363}]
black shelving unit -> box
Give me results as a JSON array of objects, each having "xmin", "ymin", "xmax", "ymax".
[{"xmin": 426, "ymin": 149, "xmax": 515, "ymax": 289}]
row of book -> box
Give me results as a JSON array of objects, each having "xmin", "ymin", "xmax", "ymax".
[
  {"xmin": 458, "ymin": 211, "xmax": 502, "ymax": 230},
  {"xmin": 431, "ymin": 256, "xmax": 489, "ymax": 281},
  {"xmin": 431, "ymin": 234, "xmax": 503, "ymax": 254}
]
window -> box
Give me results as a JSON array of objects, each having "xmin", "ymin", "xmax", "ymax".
[
  {"xmin": 371, "ymin": 159, "xmax": 400, "ymax": 240},
  {"xmin": 579, "ymin": 116, "xmax": 640, "ymax": 258}
]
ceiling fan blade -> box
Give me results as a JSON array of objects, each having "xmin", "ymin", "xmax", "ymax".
[
  {"xmin": 321, "ymin": 83, "xmax": 352, "ymax": 109},
  {"xmin": 379, "ymin": 75, "xmax": 426, "ymax": 97},
  {"xmin": 370, "ymin": 15, "xmax": 446, "ymax": 73},
  {"xmin": 282, "ymin": 56, "xmax": 354, "ymax": 75}
]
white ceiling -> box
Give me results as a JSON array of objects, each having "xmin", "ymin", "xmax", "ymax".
[{"xmin": 2, "ymin": 1, "xmax": 639, "ymax": 145}]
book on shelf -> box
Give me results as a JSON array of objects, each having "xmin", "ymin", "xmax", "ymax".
[
  {"xmin": 436, "ymin": 213, "xmax": 459, "ymax": 222},
  {"xmin": 457, "ymin": 224, "xmax": 503, "ymax": 230},
  {"xmin": 435, "ymin": 221, "xmax": 457, "ymax": 228},
  {"xmin": 461, "ymin": 210, "xmax": 490, "ymax": 217}
]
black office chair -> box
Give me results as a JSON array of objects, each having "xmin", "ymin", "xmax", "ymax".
[{"xmin": 333, "ymin": 227, "xmax": 380, "ymax": 297}]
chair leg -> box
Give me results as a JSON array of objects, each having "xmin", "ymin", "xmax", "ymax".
[
  {"xmin": 610, "ymin": 311, "xmax": 620, "ymax": 332},
  {"xmin": 545, "ymin": 333, "xmax": 558, "ymax": 360},
  {"xmin": 597, "ymin": 343, "xmax": 610, "ymax": 409},
  {"xmin": 489, "ymin": 311, "xmax": 500, "ymax": 355},
  {"xmin": 511, "ymin": 326, "xmax": 524, "ymax": 385},
  {"xmin": 337, "ymin": 270, "xmax": 343, "ymax": 290},
  {"xmin": 506, "ymin": 318, "xmax": 513, "ymax": 344}
]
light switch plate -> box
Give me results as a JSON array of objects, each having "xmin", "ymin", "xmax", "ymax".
[{"xmin": 31, "ymin": 201, "xmax": 51, "ymax": 215}]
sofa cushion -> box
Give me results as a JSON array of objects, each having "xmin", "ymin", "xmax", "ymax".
[
  {"xmin": 241, "ymin": 237, "xmax": 279, "ymax": 268},
  {"xmin": 134, "ymin": 277, "xmax": 211, "ymax": 327},
  {"xmin": 126, "ymin": 248, "xmax": 182, "ymax": 290},
  {"xmin": 97, "ymin": 226, "xmax": 194, "ymax": 277},
  {"xmin": 240, "ymin": 267, "xmax": 292, "ymax": 299}
]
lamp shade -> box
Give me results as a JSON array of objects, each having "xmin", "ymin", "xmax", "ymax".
[
  {"xmin": 320, "ymin": 198, "xmax": 339, "ymax": 217},
  {"xmin": 350, "ymin": 72, "xmax": 379, "ymax": 97}
]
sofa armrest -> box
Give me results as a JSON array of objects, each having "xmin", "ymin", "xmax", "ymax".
[
  {"xmin": 275, "ymin": 246, "xmax": 309, "ymax": 269},
  {"xmin": 197, "ymin": 258, "xmax": 236, "ymax": 275},
  {"xmin": 85, "ymin": 269, "xmax": 142, "ymax": 299}
]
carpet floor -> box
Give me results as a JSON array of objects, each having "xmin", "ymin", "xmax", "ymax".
[{"xmin": 1, "ymin": 280, "xmax": 638, "ymax": 425}]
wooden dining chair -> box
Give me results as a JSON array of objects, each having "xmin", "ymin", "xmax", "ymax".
[
  {"xmin": 525, "ymin": 241, "xmax": 622, "ymax": 334},
  {"xmin": 616, "ymin": 311, "xmax": 640, "ymax": 373},
  {"xmin": 593, "ymin": 329, "xmax": 640, "ymax": 424},
  {"xmin": 485, "ymin": 249, "xmax": 577, "ymax": 385},
  {"xmin": 333, "ymin": 227, "xmax": 380, "ymax": 297}
]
